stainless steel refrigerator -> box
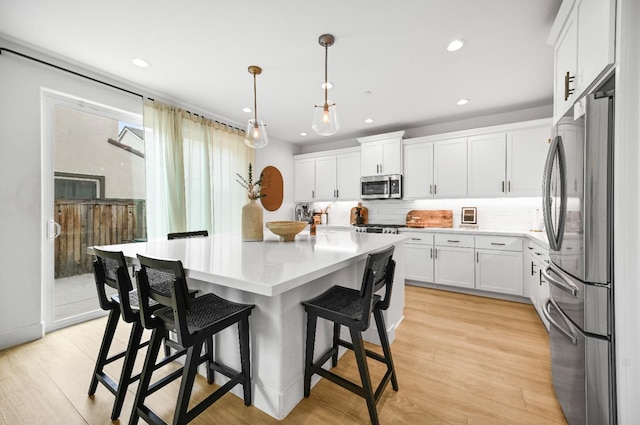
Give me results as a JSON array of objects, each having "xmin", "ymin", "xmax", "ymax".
[{"xmin": 541, "ymin": 76, "xmax": 616, "ymax": 425}]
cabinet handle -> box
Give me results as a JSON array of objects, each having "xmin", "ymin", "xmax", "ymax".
[
  {"xmin": 490, "ymin": 242, "xmax": 506, "ymax": 246},
  {"xmin": 312, "ymin": 190, "xmax": 315, "ymax": 199},
  {"xmin": 336, "ymin": 189, "xmax": 339, "ymax": 198},
  {"xmin": 429, "ymin": 184, "xmax": 433, "ymax": 195},
  {"xmin": 539, "ymin": 269, "xmax": 544, "ymax": 286},
  {"xmin": 430, "ymin": 248, "xmax": 433, "ymax": 259},
  {"xmin": 447, "ymin": 240, "xmax": 460, "ymax": 243},
  {"xmin": 433, "ymin": 184, "xmax": 437, "ymax": 195},
  {"xmin": 508, "ymin": 181, "xmax": 511, "ymax": 192},
  {"xmin": 502, "ymin": 181, "xmax": 505, "ymax": 193},
  {"xmin": 434, "ymin": 248, "xmax": 437, "ymax": 259},
  {"xmin": 564, "ymin": 71, "xmax": 575, "ymax": 101},
  {"xmin": 476, "ymin": 252, "xmax": 479, "ymax": 263},
  {"xmin": 531, "ymin": 261, "xmax": 535, "ymax": 276},
  {"xmin": 411, "ymin": 238, "xmax": 421, "ymax": 241}
]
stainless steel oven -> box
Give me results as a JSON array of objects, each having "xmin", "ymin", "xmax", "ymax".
[{"xmin": 360, "ymin": 174, "xmax": 402, "ymax": 199}]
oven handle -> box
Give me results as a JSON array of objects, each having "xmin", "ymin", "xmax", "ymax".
[
  {"xmin": 542, "ymin": 298, "xmax": 578, "ymax": 345},
  {"xmin": 542, "ymin": 263, "xmax": 578, "ymax": 296}
]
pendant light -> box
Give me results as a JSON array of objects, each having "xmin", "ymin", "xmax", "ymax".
[
  {"xmin": 312, "ymin": 34, "xmax": 340, "ymax": 136},
  {"xmin": 245, "ymin": 65, "xmax": 269, "ymax": 149}
]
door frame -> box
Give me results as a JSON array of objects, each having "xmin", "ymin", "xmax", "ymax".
[{"xmin": 42, "ymin": 88, "xmax": 142, "ymax": 332}]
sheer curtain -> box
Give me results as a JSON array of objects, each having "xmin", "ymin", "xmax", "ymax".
[{"xmin": 144, "ymin": 99, "xmax": 253, "ymax": 239}]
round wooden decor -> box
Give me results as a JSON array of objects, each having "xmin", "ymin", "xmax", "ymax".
[{"xmin": 260, "ymin": 165, "xmax": 283, "ymax": 211}]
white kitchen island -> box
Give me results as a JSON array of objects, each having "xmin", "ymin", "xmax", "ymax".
[{"xmin": 90, "ymin": 231, "xmax": 406, "ymax": 420}]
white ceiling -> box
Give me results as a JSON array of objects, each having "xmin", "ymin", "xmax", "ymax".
[{"xmin": 0, "ymin": 0, "xmax": 561, "ymax": 146}]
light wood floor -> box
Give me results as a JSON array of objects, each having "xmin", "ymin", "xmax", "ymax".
[{"xmin": 0, "ymin": 285, "xmax": 567, "ymax": 425}]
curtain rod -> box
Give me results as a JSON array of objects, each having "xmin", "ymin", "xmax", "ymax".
[
  {"xmin": 0, "ymin": 47, "xmax": 143, "ymax": 98},
  {"xmin": 0, "ymin": 46, "xmax": 244, "ymax": 133}
]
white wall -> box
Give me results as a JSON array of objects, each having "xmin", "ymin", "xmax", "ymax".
[
  {"xmin": 255, "ymin": 136, "xmax": 297, "ymax": 224},
  {"xmin": 0, "ymin": 39, "xmax": 142, "ymax": 349},
  {"xmin": 614, "ymin": 0, "xmax": 640, "ymax": 423}
]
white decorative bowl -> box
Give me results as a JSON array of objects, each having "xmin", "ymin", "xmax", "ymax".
[{"xmin": 266, "ymin": 221, "xmax": 307, "ymax": 242}]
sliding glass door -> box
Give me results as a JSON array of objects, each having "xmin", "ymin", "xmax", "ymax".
[{"xmin": 43, "ymin": 91, "xmax": 145, "ymax": 331}]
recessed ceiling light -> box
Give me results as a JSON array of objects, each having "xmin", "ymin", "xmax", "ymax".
[
  {"xmin": 132, "ymin": 57, "xmax": 150, "ymax": 68},
  {"xmin": 457, "ymin": 98, "xmax": 469, "ymax": 105},
  {"xmin": 447, "ymin": 39, "xmax": 466, "ymax": 52},
  {"xmin": 363, "ymin": 90, "xmax": 373, "ymax": 96},
  {"xmin": 300, "ymin": 132, "xmax": 308, "ymax": 136},
  {"xmin": 321, "ymin": 82, "xmax": 334, "ymax": 89},
  {"xmin": 242, "ymin": 107, "xmax": 252, "ymax": 113},
  {"xmin": 364, "ymin": 118, "xmax": 374, "ymax": 124}
]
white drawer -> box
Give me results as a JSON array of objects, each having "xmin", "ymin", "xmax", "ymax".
[
  {"xmin": 403, "ymin": 233, "xmax": 434, "ymax": 245},
  {"xmin": 434, "ymin": 234, "xmax": 475, "ymax": 248},
  {"xmin": 475, "ymin": 235, "xmax": 522, "ymax": 251}
]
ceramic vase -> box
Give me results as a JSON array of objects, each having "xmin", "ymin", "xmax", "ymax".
[{"xmin": 242, "ymin": 199, "xmax": 263, "ymax": 241}]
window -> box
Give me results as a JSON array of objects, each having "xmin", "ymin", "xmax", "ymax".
[{"xmin": 54, "ymin": 172, "xmax": 105, "ymax": 199}]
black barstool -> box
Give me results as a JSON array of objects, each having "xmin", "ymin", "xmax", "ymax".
[
  {"xmin": 301, "ymin": 245, "xmax": 398, "ymax": 425},
  {"xmin": 167, "ymin": 230, "xmax": 208, "ymax": 240},
  {"xmin": 129, "ymin": 254, "xmax": 255, "ymax": 425},
  {"xmin": 89, "ymin": 248, "xmax": 189, "ymax": 420}
]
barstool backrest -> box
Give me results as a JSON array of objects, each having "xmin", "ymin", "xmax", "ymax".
[
  {"xmin": 135, "ymin": 254, "xmax": 192, "ymax": 342},
  {"xmin": 167, "ymin": 230, "xmax": 209, "ymax": 239},
  {"xmin": 359, "ymin": 246, "xmax": 396, "ymax": 329},
  {"xmin": 93, "ymin": 248, "xmax": 138, "ymax": 323}
]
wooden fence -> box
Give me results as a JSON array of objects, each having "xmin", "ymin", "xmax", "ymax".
[{"xmin": 54, "ymin": 199, "xmax": 146, "ymax": 278}]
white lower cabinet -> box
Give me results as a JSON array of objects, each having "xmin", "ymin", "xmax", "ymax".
[
  {"xmin": 525, "ymin": 241, "xmax": 550, "ymax": 330},
  {"xmin": 433, "ymin": 234, "xmax": 475, "ymax": 289},
  {"xmin": 404, "ymin": 234, "xmax": 434, "ymax": 282},
  {"xmin": 404, "ymin": 232, "xmax": 529, "ymax": 299}
]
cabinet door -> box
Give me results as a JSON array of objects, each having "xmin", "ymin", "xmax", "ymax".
[
  {"xmin": 467, "ymin": 132, "xmax": 506, "ymax": 197},
  {"xmin": 405, "ymin": 244, "xmax": 434, "ymax": 282},
  {"xmin": 336, "ymin": 151, "xmax": 360, "ymax": 200},
  {"xmin": 380, "ymin": 138, "xmax": 402, "ymax": 175},
  {"xmin": 434, "ymin": 246, "xmax": 474, "ymax": 289},
  {"xmin": 554, "ymin": 12, "xmax": 578, "ymax": 121},
  {"xmin": 293, "ymin": 157, "xmax": 316, "ymax": 201},
  {"xmin": 314, "ymin": 155, "xmax": 337, "ymax": 200},
  {"xmin": 507, "ymin": 126, "xmax": 551, "ymax": 196},
  {"xmin": 361, "ymin": 142, "xmax": 382, "ymax": 176},
  {"xmin": 403, "ymin": 143, "xmax": 433, "ymax": 199},
  {"xmin": 475, "ymin": 249, "xmax": 524, "ymax": 295},
  {"xmin": 433, "ymin": 138, "xmax": 467, "ymax": 197},
  {"xmin": 576, "ymin": 0, "xmax": 615, "ymax": 95}
]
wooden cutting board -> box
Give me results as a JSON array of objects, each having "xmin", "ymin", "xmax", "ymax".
[
  {"xmin": 405, "ymin": 210, "xmax": 453, "ymax": 228},
  {"xmin": 350, "ymin": 205, "xmax": 368, "ymax": 225}
]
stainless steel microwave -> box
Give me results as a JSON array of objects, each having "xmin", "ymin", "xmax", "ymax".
[{"xmin": 361, "ymin": 174, "xmax": 402, "ymax": 199}]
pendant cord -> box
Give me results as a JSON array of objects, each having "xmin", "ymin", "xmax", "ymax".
[
  {"xmin": 324, "ymin": 44, "xmax": 329, "ymax": 107},
  {"xmin": 253, "ymin": 72, "xmax": 258, "ymax": 123}
]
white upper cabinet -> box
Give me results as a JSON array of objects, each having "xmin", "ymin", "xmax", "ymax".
[
  {"xmin": 358, "ymin": 131, "xmax": 404, "ymax": 176},
  {"xmin": 467, "ymin": 132, "xmax": 507, "ymax": 197},
  {"xmin": 403, "ymin": 137, "xmax": 467, "ymax": 199},
  {"xmin": 548, "ymin": 0, "xmax": 616, "ymax": 122},
  {"xmin": 467, "ymin": 125, "xmax": 552, "ymax": 198},
  {"xmin": 293, "ymin": 147, "xmax": 361, "ymax": 202},
  {"xmin": 336, "ymin": 150, "xmax": 361, "ymax": 200},
  {"xmin": 293, "ymin": 157, "xmax": 316, "ymax": 202},
  {"xmin": 403, "ymin": 143, "xmax": 434, "ymax": 199},
  {"xmin": 506, "ymin": 126, "xmax": 552, "ymax": 196},
  {"xmin": 433, "ymin": 138, "xmax": 467, "ymax": 197},
  {"xmin": 314, "ymin": 155, "xmax": 337, "ymax": 200}
]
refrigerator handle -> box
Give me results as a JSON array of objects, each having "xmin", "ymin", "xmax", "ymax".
[
  {"xmin": 542, "ymin": 135, "xmax": 568, "ymax": 251},
  {"xmin": 542, "ymin": 298, "xmax": 578, "ymax": 345},
  {"xmin": 542, "ymin": 264, "xmax": 578, "ymax": 296}
]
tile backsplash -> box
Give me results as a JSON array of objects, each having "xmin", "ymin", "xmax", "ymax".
[{"xmin": 313, "ymin": 198, "xmax": 545, "ymax": 231}]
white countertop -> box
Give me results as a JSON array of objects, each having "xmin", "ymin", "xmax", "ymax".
[
  {"xmin": 398, "ymin": 226, "xmax": 549, "ymax": 248},
  {"xmin": 90, "ymin": 232, "xmax": 407, "ymax": 297}
]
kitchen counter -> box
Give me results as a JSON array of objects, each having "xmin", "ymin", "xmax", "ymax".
[
  {"xmin": 89, "ymin": 232, "xmax": 407, "ymax": 420},
  {"xmin": 400, "ymin": 227, "xmax": 549, "ymax": 248}
]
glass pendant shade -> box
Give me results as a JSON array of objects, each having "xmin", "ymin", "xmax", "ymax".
[
  {"xmin": 312, "ymin": 102, "xmax": 339, "ymax": 136},
  {"xmin": 244, "ymin": 119, "xmax": 269, "ymax": 149}
]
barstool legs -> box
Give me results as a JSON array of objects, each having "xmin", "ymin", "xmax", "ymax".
[
  {"xmin": 88, "ymin": 307, "xmax": 120, "ymax": 397},
  {"xmin": 128, "ymin": 328, "xmax": 164, "ymax": 425},
  {"xmin": 350, "ymin": 328, "xmax": 379, "ymax": 425},
  {"xmin": 239, "ymin": 317, "xmax": 252, "ymax": 406},
  {"xmin": 374, "ymin": 309, "xmax": 398, "ymax": 391},
  {"xmin": 111, "ymin": 321, "xmax": 144, "ymax": 420},
  {"xmin": 303, "ymin": 313, "xmax": 318, "ymax": 398}
]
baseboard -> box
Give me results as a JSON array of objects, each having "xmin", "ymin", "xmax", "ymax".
[{"xmin": 0, "ymin": 322, "xmax": 44, "ymax": 351}]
